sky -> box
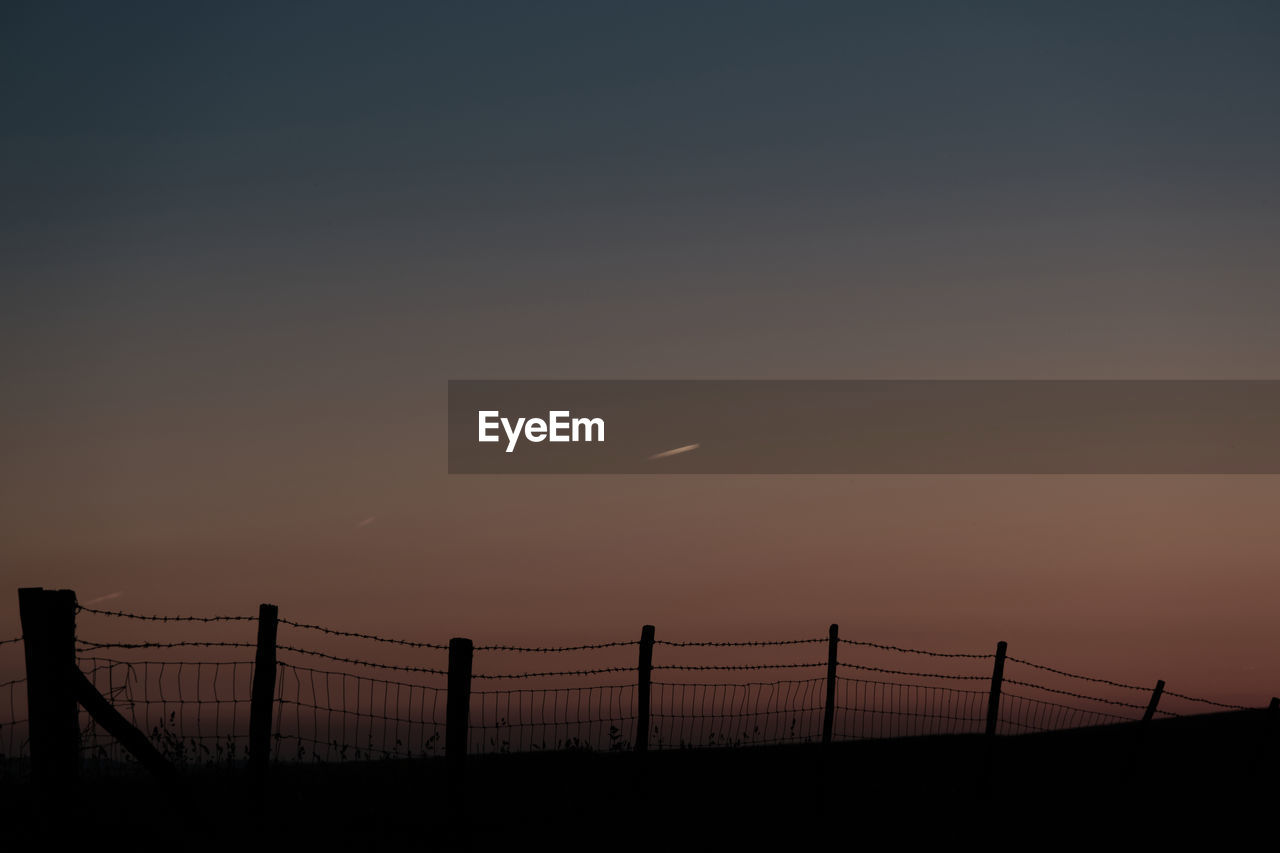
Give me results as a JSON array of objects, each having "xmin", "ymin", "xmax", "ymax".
[{"xmin": 3, "ymin": 2, "xmax": 1279, "ymax": 705}]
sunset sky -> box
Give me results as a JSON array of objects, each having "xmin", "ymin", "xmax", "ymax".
[{"xmin": 3, "ymin": 3, "xmax": 1279, "ymax": 705}]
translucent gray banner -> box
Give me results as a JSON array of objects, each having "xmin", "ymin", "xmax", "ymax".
[{"xmin": 447, "ymin": 381, "xmax": 1280, "ymax": 473}]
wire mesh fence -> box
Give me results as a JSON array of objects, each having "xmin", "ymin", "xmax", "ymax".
[
  {"xmin": 1, "ymin": 673, "xmax": 28, "ymax": 780},
  {"xmin": 77, "ymin": 657, "xmax": 256, "ymax": 773},
  {"xmin": 652, "ymin": 677, "xmax": 826, "ymax": 748},
  {"xmin": 834, "ymin": 679, "xmax": 989, "ymax": 739},
  {"xmin": 0, "ymin": 597, "xmax": 1267, "ymax": 780},
  {"xmin": 273, "ymin": 662, "xmax": 445, "ymax": 762},
  {"xmin": 472, "ymin": 683, "xmax": 637, "ymax": 754}
]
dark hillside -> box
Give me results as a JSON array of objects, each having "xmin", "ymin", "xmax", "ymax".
[{"xmin": 4, "ymin": 708, "xmax": 1274, "ymax": 849}]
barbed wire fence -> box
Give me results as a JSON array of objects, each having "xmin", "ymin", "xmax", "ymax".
[{"xmin": 2, "ymin": 587, "xmax": 1270, "ymax": 785}]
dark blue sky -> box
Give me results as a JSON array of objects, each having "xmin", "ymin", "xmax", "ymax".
[{"xmin": 7, "ymin": 3, "xmax": 1279, "ymax": 293}]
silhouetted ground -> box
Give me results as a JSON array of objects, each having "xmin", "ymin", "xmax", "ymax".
[{"xmin": 3, "ymin": 708, "xmax": 1275, "ymax": 849}]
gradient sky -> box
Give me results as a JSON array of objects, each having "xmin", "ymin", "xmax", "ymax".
[{"xmin": 3, "ymin": 3, "xmax": 1279, "ymax": 704}]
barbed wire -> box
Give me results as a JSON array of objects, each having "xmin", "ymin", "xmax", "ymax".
[
  {"xmin": 279, "ymin": 661, "xmax": 448, "ymax": 693},
  {"xmin": 1002, "ymin": 678, "xmax": 1149, "ymax": 711},
  {"xmin": 651, "ymin": 677, "xmax": 823, "ymax": 688},
  {"xmin": 654, "ymin": 662, "xmax": 826, "ymax": 672},
  {"xmin": 1162, "ymin": 690, "xmax": 1249, "ymax": 711},
  {"xmin": 0, "ymin": 636, "xmax": 21, "ymax": 647},
  {"xmin": 76, "ymin": 640, "xmax": 256, "ymax": 650},
  {"xmin": 76, "ymin": 606, "xmax": 256, "ymax": 623},
  {"xmin": 277, "ymin": 619, "xmax": 448, "ymax": 650},
  {"xmin": 472, "ymin": 666, "xmax": 637, "ymax": 680},
  {"xmin": 1001, "ymin": 691, "xmax": 1140, "ymax": 723},
  {"xmin": 656, "ymin": 639, "xmax": 824, "ymax": 648},
  {"xmin": 1005, "ymin": 656, "xmax": 1150, "ymax": 692},
  {"xmin": 475, "ymin": 641, "xmax": 638, "ymax": 652},
  {"xmin": 1004, "ymin": 658, "xmax": 1247, "ymax": 709},
  {"xmin": 839, "ymin": 639, "xmax": 994, "ymax": 659},
  {"xmin": 837, "ymin": 662, "xmax": 988, "ymax": 681},
  {"xmin": 277, "ymin": 646, "xmax": 447, "ymax": 675},
  {"xmin": 835, "ymin": 675, "xmax": 987, "ymax": 695}
]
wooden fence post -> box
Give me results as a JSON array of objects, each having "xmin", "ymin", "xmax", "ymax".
[
  {"xmin": 1264, "ymin": 697, "xmax": 1280, "ymax": 770},
  {"xmin": 18, "ymin": 587, "xmax": 79, "ymax": 787},
  {"xmin": 1142, "ymin": 679, "xmax": 1165, "ymax": 722},
  {"xmin": 635, "ymin": 625, "xmax": 655, "ymax": 752},
  {"xmin": 822, "ymin": 623, "xmax": 838, "ymax": 745},
  {"xmin": 446, "ymin": 637, "xmax": 473, "ymax": 793},
  {"xmin": 985, "ymin": 640, "xmax": 1007, "ymax": 737},
  {"xmin": 248, "ymin": 603, "xmax": 278, "ymax": 777}
]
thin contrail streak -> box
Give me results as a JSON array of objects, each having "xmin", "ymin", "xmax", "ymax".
[{"xmin": 648, "ymin": 443, "xmax": 700, "ymax": 460}]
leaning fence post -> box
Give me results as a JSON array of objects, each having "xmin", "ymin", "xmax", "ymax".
[
  {"xmin": 1142, "ymin": 680, "xmax": 1165, "ymax": 722},
  {"xmin": 18, "ymin": 587, "xmax": 79, "ymax": 787},
  {"xmin": 248, "ymin": 603, "xmax": 278, "ymax": 777},
  {"xmin": 71, "ymin": 668, "xmax": 176, "ymax": 779},
  {"xmin": 636, "ymin": 625, "xmax": 655, "ymax": 752},
  {"xmin": 822, "ymin": 623, "xmax": 838, "ymax": 745},
  {"xmin": 985, "ymin": 641, "xmax": 1007, "ymax": 737},
  {"xmin": 446, "ymin": 637, "xmax": 474, "ymax": 796}
]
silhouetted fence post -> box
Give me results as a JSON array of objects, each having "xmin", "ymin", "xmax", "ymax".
[
  {"xmin": 985, "ymin": 640, "xmax": 1007, "ymax": 737},
  {"xmin": 1268, "ymin": 697, "xmax": 1279, "ymax": 742},
  {"xmin": 1264, "ymin": 697, "xmax": 1280, "ymax": 770},
  {"xmin": 822, "ymin": 623, "xmax": 838, "ymax": 745},
  {"xmin": 636, "ymin": 625, "xmax": 655, "ymax": 752},
  {"xmin": 1142, "ymin": 680, "xmax": 1165, "ymax": 722},
  {"xmin": 446, "ymin": 637, "xmax": 473, "ymax": 794},
  {"xmin": 18, "ymin": 587, "xmax": 79, "ymax": 787},
  {"xmin": 249, "ymin": 603, "xmax": 278, "ymax": 777}
]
